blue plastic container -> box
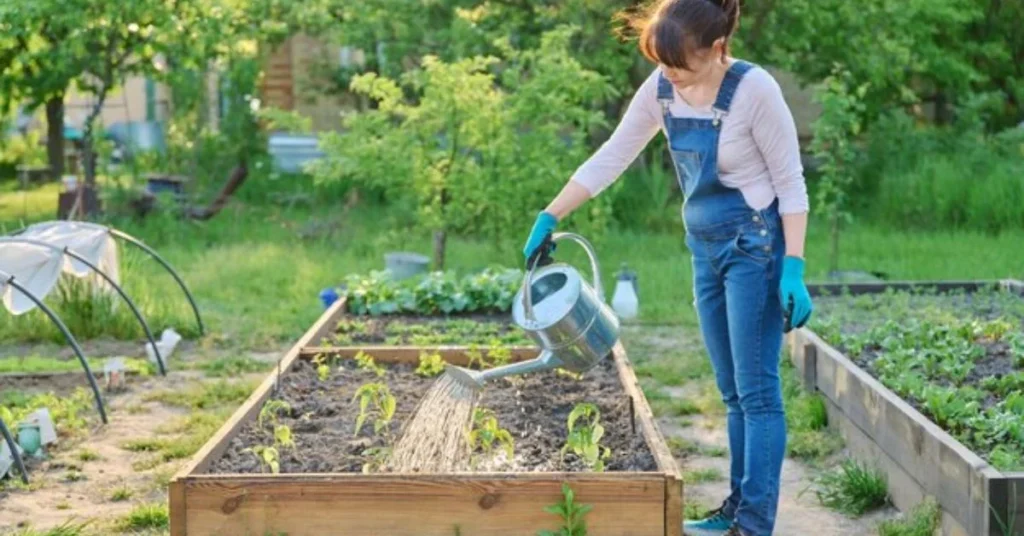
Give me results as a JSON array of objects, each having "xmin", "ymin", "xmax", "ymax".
[{"xmin": 319, "ymin": 287, "xmax": 340, "ymax": 309}]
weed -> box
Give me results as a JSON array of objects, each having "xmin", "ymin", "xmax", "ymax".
[
  {"xmin": 647, "ymin": 390, "xmax": 701, "ymax": 417},
  {"xmin": 804, "ymin": 458, "xmax": 889, "ymax": 516},
  {"xmin": 55, "ymin": 501, "xmax": 71, "ymax": 510},
  {"xmin": 787, "ymin": 430, "xmax": 844, "ymax": 461},
  {"xmin": 353, "ymin": 382, "xmax": 397, "ymax": 440},
  {"xmin": 682, "ymin": 467, "xmax": 723, "ymax": 484},
  {"xmin": 116, "ymin": 502, "xmax": 169, "ymax": 531},
  {"xmin": 416, "ymin": 351, "xmax": 446, "ymax": 378},
  {"xmin": 76, "ymin": 448, "xmax": 101, "ymax": 462},
  {"xmin": 465, "ymin": 407, "xmax": 515, "ymax": 466},
  {"xmin": 537, "ymin": 482, "xmax": 592, "ymax": 536},
  {"xmin": 110, "ymin": 484, "xmax": 133, "ymax": 501},
  {"xmin": 63, "ymin": 470, "xmax": 86, "ymax": 482},
  {"xmin": 876, "ymin": 496, "xmax": 940, "ymax": 536},
  {"xmin": 683, "ymin": 500, "xmax": 713, "ymax": 521},
  {"xmin": 701, "ymin": 445, "xmax": 728, "ymax": 457},
  {"xmin": 666, "ymin": 437, "xmax": 700, "ymax": 457},
  {"xmin": 561, "ymin": 403, "xmax": 611, "ymax": 472}
]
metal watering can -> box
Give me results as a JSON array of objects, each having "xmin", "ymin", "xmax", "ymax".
[{"xmin": 445, "ymin": 232, "xmax": 621, "ymax": 390}]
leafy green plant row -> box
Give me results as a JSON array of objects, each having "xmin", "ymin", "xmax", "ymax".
[
  {"xmin": 339, "ymin": 267, "xmax": 523, "ymax": 316},
  {"xmin": 812, "ymin": 290, "xmax": 1024, "ymax": 471}
]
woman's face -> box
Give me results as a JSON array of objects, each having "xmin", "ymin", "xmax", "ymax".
[{"xmin": 660, "ymin": 39, "xmax": 726, "ymax": 90}]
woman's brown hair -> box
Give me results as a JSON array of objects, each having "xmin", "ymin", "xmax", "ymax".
[{"xmin": 616, "ymin": 0, "xmax": 741, "ymax": 70}]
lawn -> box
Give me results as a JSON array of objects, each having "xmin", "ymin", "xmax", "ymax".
[{"xmin": 1, "ymin": 178, "xmax": 1021, "ymax": 351}]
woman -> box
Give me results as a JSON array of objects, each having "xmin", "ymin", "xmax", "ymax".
[{"xmin": 522, "ymin": 1, "xmax": 813, "ymax": 535}]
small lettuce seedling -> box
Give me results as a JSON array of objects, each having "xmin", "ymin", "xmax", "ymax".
[
  {"xmin": 353, "ymin": 382, "xmax": 396, "ymax": 440},
  {"xmin": 561, "ymin": 403, "xmax": 611, "ymax": 472},
  {"xmin": 416, "ymin": 352, "xmax": 446, "ymax": 377},
  {"xmin": 465, "ymin": 408, "xmax": 514, "ymax": 467}
]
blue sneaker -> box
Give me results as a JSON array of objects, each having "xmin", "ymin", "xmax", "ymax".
[{"xmin": 683, "ymin": 505, "xmax": 734, "ymax": 536}]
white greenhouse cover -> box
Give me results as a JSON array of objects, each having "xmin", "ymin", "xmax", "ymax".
[{"xmin": 0, "ymin": 222, "xmax": 119, "ymax": 315}]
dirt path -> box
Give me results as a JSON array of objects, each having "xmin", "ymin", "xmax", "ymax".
[{"xmin": 621, "ymin": 325, "xmax": 898, "ymax": 536}]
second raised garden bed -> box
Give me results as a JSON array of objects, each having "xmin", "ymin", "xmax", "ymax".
[
  {"xmin": 170, "ymin": 297, "xmax": 683, "ymax": 535},
  {"xmin": 788, "ymin": 279, "xmax": 1024, "ymax": 536}
]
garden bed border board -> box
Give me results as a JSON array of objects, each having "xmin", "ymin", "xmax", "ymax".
[
  {"xmin": 170, "ymin": 297, "xmax": 684, "ymax": 536},
  {"xmin": 786, "ymin": 278, "xmax": 1024, "ymax": 536}
]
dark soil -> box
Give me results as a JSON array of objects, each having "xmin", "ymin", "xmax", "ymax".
[
  {"xmin": 332, "ymin": 313, "xmax": 532, "ymax": 346},
  {"xmin": 209, "ymin": 356, "xmax": 657, "ymax": 474}
]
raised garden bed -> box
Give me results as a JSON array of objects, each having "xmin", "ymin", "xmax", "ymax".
[
  {"xmin": 787, "ymin": 279, "xmax": 1024, "ymax": 536},
  {"xmin": 169, "ymin": 298, "xmax": 684, "ymax": 536}
]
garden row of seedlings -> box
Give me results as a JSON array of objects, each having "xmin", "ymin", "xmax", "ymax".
[
  {"xmin": 795, "ymin": 279, "xmax": 1024, "ymax": 535},
  {"xmin": 171, "ymin": 270, "xmax": 682, "ymax": 536}
]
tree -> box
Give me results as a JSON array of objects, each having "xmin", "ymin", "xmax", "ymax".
[
  {"xmin": 0, "ymin": 0, "xmax": 82, "ymax": 181},
  {"xmin": 311, "ymin": 26, "xmax": 618, "ymax": 269}
]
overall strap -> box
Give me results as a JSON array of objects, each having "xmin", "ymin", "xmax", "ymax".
[
  {"xmin": 711, "ymin": 60, "xmax": 755, "ymax": 125},
  {"xmin": 656, "ymin": 72, "xmax": 674, "ymax": 116}
]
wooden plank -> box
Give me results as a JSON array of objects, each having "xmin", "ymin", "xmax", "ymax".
[
  {"xmin": 180, "ymin": 473, "xmax": 666, "ymax": 536},
  {"xmin": 169, "ymin": 478, "xmax": 187, "ymax": 536},
  {"xmin": 300, "ymin": 345, "xmax": 539, "ymax": 366},
  {"xmin": 664, "ymin": 474, "xmax": 683, "ymax": 536},
  {"xmin": 610, "ymin": 341, "xmax": 680, "ymax": 479},
  {"xmin": 173, "ymin": 297, "xmax": 350, "ymax": 479},
  {"xmin": 801, "ymin": 329, "xmax": 996, "ymax": 535}
]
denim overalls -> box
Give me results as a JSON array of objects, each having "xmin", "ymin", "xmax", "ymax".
[{"xmin": 659, "ymin": 60, "xmax": 786, "ymax": 536}]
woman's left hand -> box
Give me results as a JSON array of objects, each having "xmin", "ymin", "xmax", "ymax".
[{"xmin": 780, "ymin": 256, "xmax": 813, "ymax": 331}]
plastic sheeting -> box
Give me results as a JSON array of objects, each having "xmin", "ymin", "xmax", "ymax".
[{"xmin": 0, "ymin": 222, "xmax": 120, "ymax": 315}]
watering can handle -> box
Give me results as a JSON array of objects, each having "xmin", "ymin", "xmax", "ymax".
[{"xmin": 522, "ymin": 232, "xmax": 605, "ymax": 322}]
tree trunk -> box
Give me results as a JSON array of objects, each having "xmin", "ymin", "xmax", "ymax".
[
  {"xmin": 82, "ymin": 90, "xmax": 109, "ymax": 188},
  {"xmin": 432, "ymin": 230, "xmax": 446, "ymax": 271},
  {"xmin": 829, "ymin": 214, "xmax": 841, "ymax": 275},
  {"xmin": 45, "ymin": 96, "xmax": 65, "ymax": 181}
]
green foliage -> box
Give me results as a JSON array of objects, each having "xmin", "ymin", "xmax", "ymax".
[
  {"xmin": 352, "ymin": 382, "xmax": 397, "ymax": 439},
  {"xmin": 7, "ymin": 520, "xmax": 93, "ymax": 536},
  {"xmin": 876, "ymin": 497, "xmax": 941, "ymax": 536},
  {"xmin": 311, "ymin": 26, "xmax": 617, "ymax": 267},
  {"xmin": 537, "ymin": 482, "xmax": 593, "ymax": 536},
  {"xmin": 0, "ymin": 387, "xmax": 92, "ymax": 440},
  {"xmin": 809, "ymin": 66, "xmax": 866, "ymax": 273},
  {"xmin": 416, "ymin": 351, "xmax": 447, "ymax": 378},
  {"xmin": 805, "ymin": 458, "xmax": 890, "ymax": 516},
  {"xmin": 465, "ymin": 407, "xmax": 515, "ymax": 466},
  {"xmin": 340, "ymin": 267, "xmax": 523, "ymax": 316},
  {"xmin": 145, "ymin": 379, "xmax": 253, "ymax": 410},
  {"xmin": 682, "ymin": 468, "xmax": 723, "ymax": 484},
  {"xmin": 560, "ymin": 403, "xmax": 611, "ymax": 472},
  {"xmin": 740, "ymin": 0, "xmax": 1023, "ymax": 130}
]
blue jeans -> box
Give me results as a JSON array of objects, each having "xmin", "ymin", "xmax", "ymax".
[{"xmin": 686, "ymin": 214, "xmax": 787, "ymax": 536}]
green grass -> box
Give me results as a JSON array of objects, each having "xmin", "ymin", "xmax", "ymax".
[
  {"xmin": 806, "ymin": 458, "xmax": 890, "ymax": 516},
  {"xmin": 647, "ymin": 389, "xmax": 701, "ymax": 418},
  {"xmin": 7, "ymin": 520, "xmax": 94, "ymax": 536},
  {"xmin": 76, "ymin": 448, "xmax": 102, "ymax": 462},
  {"xmin": 144, "ymin": 379, "xmax": 253, "ymax": 410},
  {"xmin": 682, "ymin": 500, "xmax": 714, "ymax": 521},
  {"xmin": 781, "ymin": 357, "xmax": 845, "ymax": 461},
  {"xmin": 110, "ymin": 484, "xmax": 134, "ymax": 502},
  {"xmin": 0, "ymin": 355, "xmax": 153, "ymax": 375},
  {"xmin": 124, "ymin": 406, "xmax": 232, "ymax": 471},
  {"xmin": 2, "ymin": 176, "xmax": 1021, "ymax": 351},
  {"xmin": 876, "ymin": 496, "xmax": 941, "ymax": 536},
  {"xmin": 115, "ymin": 502, "xmax": 169, "ymax": 531},
  {"xmin": 682, "ymin": 467, "xmax": 723, "ymax": 484},
  {"xmin": 198, "ymin": 355, "xmax": 270, "ymax": 377}
]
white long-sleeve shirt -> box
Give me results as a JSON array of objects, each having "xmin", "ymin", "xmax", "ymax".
[{"xmin": 571, "ymin": 65, "xmax": 810, "ymax": 215}]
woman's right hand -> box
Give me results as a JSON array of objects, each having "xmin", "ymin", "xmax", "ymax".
[{"xmin": 523, "ymin": 211, "xmax": 558, "ymax": 263}]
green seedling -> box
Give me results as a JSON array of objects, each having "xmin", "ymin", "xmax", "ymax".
[
  {"xmin": 274, "ymin": 424, "xmax": 295, "ymax": 449},
  {"xmin": 259, "ymin": 399, "xmax": 291, "ymax": 428},
  {"xmin": 312, "ymin": 352, "xmax": 333, "ymax": 381},
  {"xmin": 537, "ymin": 482, "xmax": 593, "ymax": 536},
  {"xmin": 416, "ymin": 351, "xmax": 446, "ymax": 378},
  {"xmin": 465, "ymin": 408, "xmax": 515, "ymax": 467},
  {"xmin": 355, "ymin": 351, "xmax": 387, "ymax": 377},
  {"xmin": 561, "ymin": 403, "xmax": 611, "ymax": 472},
  {"xmin": 247, "ymin": 445, "xmax": 281, "ymax": 474},
  {"xmin": 353, "ymin": 382, "xmax": 397, "ymax": 439}
]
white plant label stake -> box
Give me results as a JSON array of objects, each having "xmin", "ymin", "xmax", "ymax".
[{"xmin": 31, "ymin": 409, "xmax": 58, "ymax": 446}]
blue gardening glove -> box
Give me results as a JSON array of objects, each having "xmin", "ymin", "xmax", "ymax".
[
  {"xmin": 523, "ymin": 211, "xmax": 558, "ymax": 263},
  {"xmin": 780, "ymin": 256, "xmax": 813, "ymax": 331}
]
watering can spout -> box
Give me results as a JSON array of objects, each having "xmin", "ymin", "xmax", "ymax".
[{"xmin": 445, "ymin": 350, "xmax": 563, "ymax": 391}]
